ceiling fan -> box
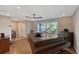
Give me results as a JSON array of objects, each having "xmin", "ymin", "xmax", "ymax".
[{"xmin": 25, "ymin": 13, "xmax": 42, "ymax": 19}]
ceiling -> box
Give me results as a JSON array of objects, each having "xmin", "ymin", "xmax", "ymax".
[{"xmin": 0, "ymin": 5, "xmax": 78, "ymax": 21}]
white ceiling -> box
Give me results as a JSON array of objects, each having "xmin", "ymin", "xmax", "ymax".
[{"xmin": 0, "ymin": 5, "xmax": 78, "ymax": 21}]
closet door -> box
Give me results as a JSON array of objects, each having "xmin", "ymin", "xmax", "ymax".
[
  {"xmin": 18, "ymin": 22, "xmax": 27, "ymax": 37},
  {"xmin": 18, "ymin": 22, "xmax": 30, "ymax": 38}
]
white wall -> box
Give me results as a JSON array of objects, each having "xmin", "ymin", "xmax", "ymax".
[
  {"xmin": 73, "ymin": 7, "xmax": 79, "ymax": 53},
  {"xmin": 0, "ymin": 15, "xmax": 12, "ymax": 39},
  {"xmin": 57, "ymin": 16, "xmax": 73, "ymax": 32}
]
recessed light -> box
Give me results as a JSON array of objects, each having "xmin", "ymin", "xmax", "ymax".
[{"xmin": 17, "ymin": 6, "xmax": 21, "ymax": 9}]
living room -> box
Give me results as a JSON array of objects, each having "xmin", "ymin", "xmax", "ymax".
[{"xmin": 0, "ymin": 5, "xmax": 79, "ymax": 54}]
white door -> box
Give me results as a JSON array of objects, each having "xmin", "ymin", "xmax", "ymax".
[
  {"xmin": 18, "ymin": 22, "xmax": 26, "ymax": 37},
  {"xmin": 18, "ymin": 22, "xmax": 30, "ymax": 38}
]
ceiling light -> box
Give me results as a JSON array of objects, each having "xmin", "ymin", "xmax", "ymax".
[{"xmin": 17, "ymin": 6, "xmax": 21, "ymax": 9}]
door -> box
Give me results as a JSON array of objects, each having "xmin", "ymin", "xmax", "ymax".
[{"xmin": 18, "ymin": 22, "xmax": 27, "ymax": 37}]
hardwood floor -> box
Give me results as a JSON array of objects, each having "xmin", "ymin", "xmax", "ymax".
[
  {"xmin": 9, "ymin": 37, "xmax": 32, "ymax": 54},
  {"xmin": 7, "ymin": 37, "xmax": 76, "ymax": 54},
  {"xmin": 63, "ymin": 47, "xmax": 76, "ymax": 54}
]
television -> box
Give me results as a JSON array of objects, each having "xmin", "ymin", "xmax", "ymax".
[{"xmin": 35, "ymin": 33, "xmax": 41, "ymax": 37}]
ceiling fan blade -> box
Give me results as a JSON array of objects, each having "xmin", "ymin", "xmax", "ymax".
[
  {"xmin": 25, "ymin": 16, "xmax": 33, "ymax": 18},
  {"xmin": 25, "ymin": 16, "xmax": 42, "ymax": 19},
  {"xmin": 33, "ymin": 17, "xmax": 42, "ymax": 19}
]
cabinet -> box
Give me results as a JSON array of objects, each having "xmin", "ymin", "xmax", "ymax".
[{"xmin": 0, "ymin": 39, "xmax": 9, "ymax": 53}]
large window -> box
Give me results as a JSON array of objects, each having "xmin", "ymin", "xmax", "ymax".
[{"xmin": 37, "ymin": 22, "xmax": 57, "ymax": 33}]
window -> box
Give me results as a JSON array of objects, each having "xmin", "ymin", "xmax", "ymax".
[
  {"xmin": 37, "ymin": 23, "xmax": 46, "ymax": 32},
  {"xmin": 46, "ymin": 22, "xmax": 57, "ymax": 33},
  {"xmin": 37, "ymin": 22, "xmax": 57, "ymax": 34}
]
